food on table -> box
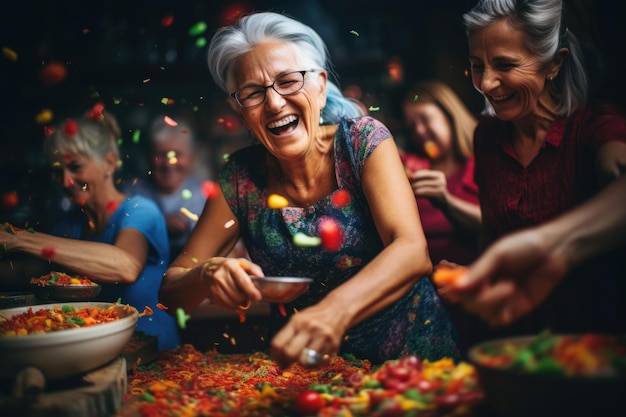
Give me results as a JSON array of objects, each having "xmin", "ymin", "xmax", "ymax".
[
  {"xmin": 30, "ymin": 271, "xmax": 98, "ymax": 287},
  {"xmin": 122, "ymin": 345, "xmax": 483, "ymax": 416},
  {"xmin": 472, "ymin": 331, "xmax": 626, "ymax": 377},
  {"xmin": 0, "ymin": 304, "xmax": 130, "ymax": 336},
  {"xmin": 431, "ymin": 264, "xmax": 468, "ymax": 286}
]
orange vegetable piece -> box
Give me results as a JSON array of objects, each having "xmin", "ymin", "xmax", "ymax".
[
  {"xmin": 267, "ymin": 193, "xmax": 289, "ymax": 208},
  {"xmin": 431, "ymin": 264, "xmax": 468, "ymax": 286},
  {"xmin": 423, "ymin": 141, "xmax": 441, "ymax": 159}
]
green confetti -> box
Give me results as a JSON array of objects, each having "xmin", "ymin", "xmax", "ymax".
[
  {"xmin": 368, "ymin": 106, "xmax": 380, "ymax": 112},
  {"xmin": 293, "ymin": 232, "xmax": 321, "ymax": 247},
  {"xmin": 181, "ymin": 189, "xmax": 192, "ymax": 200},
  {"xmin": 161, "ymin": 97, "xmax": 170, "ymax": 105},
  {"xmin": 167, "ymin": 150, "xmax": 176, "ymax": 159},
  {"xmin": 189, "ymin": 21, "xmax": 207, "ymax": 36},
  {"xmin": 176, "ymin": 308, "xmax": 191, "ymax": 329},
  {"xmin": 412, "ymin": 94, "xmax": 419, "ymax": 102},
  {"xmin": 132, "ymin": 129, "xmax": 141, "ymax": 144},
  {"xmin": 349, "ymin": 30, "xmax": 359, "ymax": 36},
  {"xmin": 195, "ymin": 37, "xmax": 207, "ymax": 48}
]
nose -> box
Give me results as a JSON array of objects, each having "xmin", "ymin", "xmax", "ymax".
[
  {"xmin": 264, "ymin": 87, "xmax": 286, "ymax": 111},
  {"xmin": 477, "ymin": 68, "xmax": 500, "ymax": 94}
]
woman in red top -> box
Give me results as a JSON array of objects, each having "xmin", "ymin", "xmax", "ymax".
[
  {"xmin": 441, "ymin": 0, "xmax": 626, "ymax": 346},
  {"xmin": 400, "ymin": 80, "xmax": 481, "ymax": 266}
]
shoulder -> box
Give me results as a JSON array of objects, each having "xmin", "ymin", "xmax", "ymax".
[
  {"xmin": 345, "ymin": 116, "xmax": 392, "ymax": 138},
  {"xmin": 119, "ymin": 195, "xmax": 162, "ymax": 217}
]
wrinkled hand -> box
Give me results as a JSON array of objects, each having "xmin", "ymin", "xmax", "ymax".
[
  {"xmin": 200, "ymin": 257, "xmax": 263, "ymax": 309},
  {"xmin": 0, "ymin": 222, "xmax": 21, "ymax": 253},
  {"xmin": 165, "ymin": 213, "xmax": 191, "ymax": 236},
  {"xmin": 441, "ymin": 229, "xmax": 569, "ymax": 327},
  {"xmin": 270, "ymin": 302, "xmax": 349, "ymax": 369},
  {"xmin": 408, "ymin": 169, "xmax": 449, "ymax": 207}
]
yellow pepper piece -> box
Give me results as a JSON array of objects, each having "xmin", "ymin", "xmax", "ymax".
[{"xmin": 267, "ymin": 194, "xmax": 288, "ymax": 208}]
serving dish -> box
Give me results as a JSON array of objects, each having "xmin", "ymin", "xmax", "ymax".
[
  {"xmin": 250, "ymin": 276, "xmax": 313, "ymax": 303},
  {"xmin": 467, "ymin": 333, "xmax": 626, "ymax": 417},
  {"xmin": 29, "ymin": 271, "xmax": 101, "ymax": 302},
  {"xmin": 0, "ymin": 302, "xmax": 138, "ymax": 380}
]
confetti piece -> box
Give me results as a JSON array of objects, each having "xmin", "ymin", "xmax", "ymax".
[
  {"xmin": 278, "ymin": 303, "xmax": 287, "ymax": 317},
  {"xmin": 35, "ymin": 109, "xmax": 54, "ymax": 124},
  {"xmin": 267, "ymin": 193, "xmax": 288, "ymax": 208},
  {"xmin": 106, "ymin": 200, "xmax": 120, "ymax": 212},
  {"xmin": 143, "ymin": 78, "xmax": 151, "ymax": 84},
  {"xmin": 188, "ymin": 21, "xmax": 208, "ymax": 36},
  {"xmin": 201, "ymin": 180, "xmax": 219, "ymax": 199},
  {"xmin": 176, "ymin": 308, "xmax": 191, "ymax": 329},
  {"xmin": 412, "ymin": 94, "xmax": 419, "ymax": 102},
  {"xmin": 195, "ymin": 37, "xmax": 207, "ymax": 48},
  {"xmin": 368, "ymin": 106, "xmax": 380, "ymax": 112},
  {"xmin": 1, "ymin": 191, "xmax": 19, "ymax": 208},
  {"xmin": 164, "ymin": 116, "xmax": 178, "ymax": 126},
  {"xmin": 423, "ymin": 140, "xmax": 441, "ymax": 159},
  {"xmin": 224, "ymin": 219, "xmax": 235, "ymax": 228},
  {"xmin": 40, "ymin": 247, "xmax": 57, "ymax": 260},
  {"xmin": 431, "ymin": 264, "xmax": 468, "ymax": 286},
  {"xmin": 138, "ymin": 306, "xmax": 154, "ymax": 317},
  {"xmin": 293, "ymin": 232, "xmax": 321, "ymax": 247},
  {"xmin": 349, "ymin": 30, "xmax": 359, "ymax": 36},
  {"xmin": 132, "ymin": 130, "xmax": 141, "ymax": 143},
  {"xmin": 167, "ymin": 150, "xmax": 176, "ymax": 159},
  {"xmin": 331, "ymin": 189, "xmax": 351, "ymax": 208},
  {"xmin": 39, "ymin": 61, "xmax": 67, "ymax": 85},
  {"xmin": 88, "ymin": 101, "xmax": 105, "ymax": 120},
  {"xmin": 2, "ymin": 46, "xmax": 17, "ymax": 61},
  {"xmin": 318, "ymin": 217, "xmax": 343, "ymax": 252},
  {"xmin": 156, "ymin": 302, "xmax": 169, "ymax": 310},
  {"xmin": 181, "ymin": 189, "xmax": 192, "ymax": 200},
  {"xmin": 62, "ymin": 119, "xmax": 79, "ymax": 137},
  {"xmin": 161, "ymin": 15, "xmax": 174, "ymax": 27},
  {"xmin": 43, "ymin": 126, "xmax": 56, "ymax": 136},
  {"xmin": 180, "ymin": 207, "xmax": 199, "ymax": 222}
]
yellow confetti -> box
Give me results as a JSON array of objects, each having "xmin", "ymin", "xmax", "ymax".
[
  {"xmin": 180, "ymin": 207, "xmax": 199, "ymax": 222},
  {"xmin": 2, "ymin": 46, "xmax": 18, "ymax": 61},
  {"xmin": 35, "ymin": 108, "xmax": 54, "ymax": 124},
  {"xmin": 368, "ymin": 106, "xmax": 380, "ymax": 112},
  {"xmin": 267, "ymin": 193, "xmax": 288, "ymax": 208},
  {"xmin": 224, "ymin": 219, "xmax": 235, "ymax": 228}
]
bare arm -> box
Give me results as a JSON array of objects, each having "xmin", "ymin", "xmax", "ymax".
[{"xmin": 0, "ymin": 226, "xmax": 148, "ymax": 284}]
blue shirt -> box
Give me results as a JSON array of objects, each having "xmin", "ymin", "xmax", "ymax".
[{"xmin": 51, "ymin": 195, "xmax": 180, "ymax": 351}]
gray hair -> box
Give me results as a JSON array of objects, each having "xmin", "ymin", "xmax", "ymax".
[
  {"xmin": 43, "ymin": 110, "xmax": 121, "ymax": 167},
  {"xmin": 463, "ymin": 0, "xmax": 588, "ymax": 116},
  {"xmin": 207, "ymin": 11, "xmax": 364, "ymax": 124}
]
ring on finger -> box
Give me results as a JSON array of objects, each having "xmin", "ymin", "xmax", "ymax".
[{"xmin": 300, "ymin": 348, "xmax": 330, "ymax": 367}]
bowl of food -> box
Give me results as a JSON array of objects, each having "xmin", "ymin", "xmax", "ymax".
[
  {"xmin": 467, "ymin": 332, "xmax": 626, "ymax": 417},
  {"xmin": 0, "ymin": 302, "xmax": 138, "ymax": 380},
  {"xmin": 250, "ymin": 276, "xmax": 313, "ymax": 303},
  {"xmin": 30, "ymin": 271, "xmax": 101, "ymax": 302}
]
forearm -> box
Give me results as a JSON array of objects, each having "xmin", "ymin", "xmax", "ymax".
[
  {"xmin": 5, "ymin": 230, "xmax": 143, "ymax": 283},
  {"xmin": 442, "ymin": 194, "xmax": 482, "ymax": 233},
  {"xmin": 321, "ymin": 237, "xmax": 431, "ymax": 329},
  {"xmin": 159, "ymin": 264, "xmax": 213, "ymax": 314}
]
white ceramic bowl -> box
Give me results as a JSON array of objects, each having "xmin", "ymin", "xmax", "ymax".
[{"xmin": 0, "ymin": 302, "xmax": 138, "ymax": 380}]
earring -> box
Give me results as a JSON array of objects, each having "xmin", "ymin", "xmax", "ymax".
[{"xmin": 547, "ymin": 76, "xmax": 554, "ymax": 81}]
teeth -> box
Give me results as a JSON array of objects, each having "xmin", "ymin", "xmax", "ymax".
[
  {"xmin": 267, "ymin": 115, "xmax": 297, "ymax": 129},
  {"xmin": 491, "ymin": 94, "xmax": 513, "ymax": 102}
]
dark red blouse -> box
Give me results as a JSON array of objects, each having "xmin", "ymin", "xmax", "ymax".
[{"xmin": 470, "ymin": 106, "xmax": 626, "ymax": 345}]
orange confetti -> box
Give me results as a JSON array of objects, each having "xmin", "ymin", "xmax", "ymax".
[
  {"xmin": 423, "ymin": 140, "xmax": 441, "ymax": 159},
  {"xmin": 138, "ymin": 306, "xmax": 154, "ymax": 317},
  {"xmin": 39, "ymin": 61, "xmax": 67, "ymax": 85},
  {"xmin": 156, "ymin": 303, "xmax": 169, "ymax": 310},
  {"xmin": 164, "ymin": 115, "xmax": 178, "ymax": 127},
  {"xmin": 2, "ymin": 191, "xmax": 19, "ymax": 208},
  {"xmin": 278, "ymin": 303, "xmax": 287, "ymax": 317},
  {"xmin": 431, "ymin": 264, "xmax": 468, "ymax": 286},
  {"xmin": 2, "ymin": 46, "xmax": 18, "ymax": 62}
]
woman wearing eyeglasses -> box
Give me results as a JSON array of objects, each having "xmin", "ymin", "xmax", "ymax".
[{"xmin": 159, "ymin": 11, "xmax": 459, "ymax": 367}]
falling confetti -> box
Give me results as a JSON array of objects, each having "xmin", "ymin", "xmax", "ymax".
[
  {"xmin": 43, "ymin": 126, "xmax": 56, "ymax": 136},
  {"xmin": 267, "ymin": 193, "xmax": 288, "ymax": 208},
  {"xmin": 368, "ymin": 106, "xmax": 380, "ymax": 112},
  {"xmin": 132, "ymin": 130, "xmax": 141, "ymax": 143},
  {"xmin": 138, "ymin": 306, "xmax": 154, "ymax": 317},
  {"xmin": 224, "ymin": 219, "xmax": 235, "ymax": 228},
  {"xmin": 318, "ymin": 217, "xmax": 343, "ymax": 252},
  {"xmin": 39, "ymin": 61, "xmax": 68, "ymax": 85},
  {"xmin": 181, "ymin": 189, "xmax": 192, "ymax": 200},
  {"xmin": 35, "ymin": 109, "xmax": 54, "ymax": 124},
  {"xmin": 1, "ymin": 191, "xmax": 19, "ymax": 208},
  {"xmin": 201, "ymin": 180, "xmax": 219, "ymax": 199},
  {"xmin": 2, "ymin": 46, "xmax": 17, "ymax": 61},
  {"xmin": 180, "ymin": 207, "xmax": 199, "ymax": 222},
  {"xmin": 106, "ymin": 200, "xmax": 120, "ymax": 212},
  {"xmin": 195, "ymin": 37, "xmax": 207, "ymax": 48},
  {"xmin": 88, "ymin": 102, "xmax": 105, "ymax": 119},
  {"xmin": 62, "ymin": 119, "xmax": 79, "ymax": 137},
  {"xmin": 412, "ymin": 94, "xmax": 419, "ymax": 102},
  {"xmin": 423, "ymin": 140, "xmax": 441, "ymax": 159},
  {"xmin": 156, "ymin": 303, "xmax": 169, "ymax": 310},
  {"xmin": 176, "ymin": 308, "xmax": 191, "ymax": 329},
  {"xmin": 278, "ymin": 303, "xmax": 287, "ymax": 317},
  {"xmin": 331, "ymin": 189, "xmax": 351, "ymax": 208},
  {"xmin": 349, "ymin": 30, "xmax": 360, "ymax": 36},
  {"xmin": 164, "ymin": 115, "xmax": 178, "ymax": 126},
  {"xmin": 188, "ymin": 21, "xmax": 208, "ymax": 36},
  {"xmin": 293, "ymin": 232, "xmax": 321, "ymax": 247},
  {"xmin": 161, "ymin": 15, "xmax": 174, "ymax": 27},
  {"xmin": 40, "ymin": 247, "xmax": 57, "ymax": 260}
]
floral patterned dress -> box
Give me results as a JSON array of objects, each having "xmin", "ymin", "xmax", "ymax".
[{"xmin": 219, "ymin": 116, "xmax": 459, "ymax": 363}]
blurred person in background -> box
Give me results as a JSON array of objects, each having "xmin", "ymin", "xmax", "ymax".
[{"xmin": 0, "ymin": 104, "xmax": 180, "ymax": 351}]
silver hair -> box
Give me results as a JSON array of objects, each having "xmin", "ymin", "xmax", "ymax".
[
  {"xmin": 206, "ymin": 11, "xmax": 364, "ymax": 124},
  {"xmin": 463, "ymin": 0, "xmax": 588, "ymax": 116}
]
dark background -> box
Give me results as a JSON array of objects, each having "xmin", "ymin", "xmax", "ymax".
[{"xmin": 0, "ymin": 0, "xmax": 623, "ymax": 229}]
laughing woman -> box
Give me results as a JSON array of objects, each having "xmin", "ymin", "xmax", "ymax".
[{"xmin": 159, "ymin": 11, "xmax": 460, "ymax": 367}]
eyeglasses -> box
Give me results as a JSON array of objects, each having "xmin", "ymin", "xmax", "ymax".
[{"xmin": 230, "ymin": 70, "xmax": 314, "ymax": 108}]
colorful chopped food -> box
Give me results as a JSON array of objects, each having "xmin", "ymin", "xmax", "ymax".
[
  {"xmin": 473, "ymin": 332, "xmax": 626, "ymax": 377},
  {"xmin": 121, "ymin": 345, "xmax": 483, "ymax": 416},
  {"xmin": 0, "ymin": 304, "xmax": 129, "ymax": 336},
  {"xmin": 30, "ymin": 271, "xmax": 98, "ymax": 287}
]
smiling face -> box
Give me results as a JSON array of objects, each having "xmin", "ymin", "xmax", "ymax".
[
  {"xmin": 402, "ymin": 101, "xmax": 452, "ymax": 161},
  {"xmin": 468, "ymin": 18, "xmax": 560, "ymax": 122},
  {"xmin": 151, "ymin": 135, "xmax": 195, "ymax": 195},
  {"xmin": 51, "ymin": 153, "xmax": 111, "ymax": 207},
  {"xmin": 229, "ymin": 41, "xmax": 327, "ymax": 160}
]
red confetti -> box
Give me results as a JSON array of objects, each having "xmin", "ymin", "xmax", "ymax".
[
  {"xmin": 63, "ymin": 152, "xmax": 73, "ymax": 161},
  {"xmin": 39, "ymin": 61, "xmax": 67, "ymax": 85},
  {"xmin": 161, "ymin": 15, "xmax": 174, "ymax": 27},
  {"xmin": 87, "ymin": 101, "xmax": 105, "ymax": 120},
  {"xmin": 164, "ymin": 115, "xmax": 178, "ymax": 127},
  {"xmin": 318, "ymin": 216, "xmax": 343, "ymax": 252},
  {"xmin": 62, "ymin": 119, "xmax": 79, "ymax": 137},
  {"xmin": 2, "ymin": 191, "xmax": 19, "ymax": 208},
  {"xmin": 201, "ymin": 180, "xmax": 219, "ymax": 199},
  {"xmin": 106, "ymin": 200, "xmax": 120, "ymax": 212},
  {"xmin": 43, "ymin": 126, "xmax": 55, "ymax": 136},
  {"xmin": 156, "ymin": 303, "xmax": 169, "ymax": 310},
  {"xmin": 40, "ymin": 247, "xmax": 57, "ymax": 260},
  {"xmin": 331, "ymin": 189, "xmax": 351, "ymax": 208},
  {"xmin": 278, "ymin": 302, "xmax": 287, "ymax": 317}
]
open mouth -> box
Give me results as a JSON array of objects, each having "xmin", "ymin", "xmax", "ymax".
[
  {"xmin": 490, "ymin": 93, "xmax": 515, "ymax": 103},
  {"xmin": 267, "ymin": 115, "xmax": 298, "ymax": 135}
]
